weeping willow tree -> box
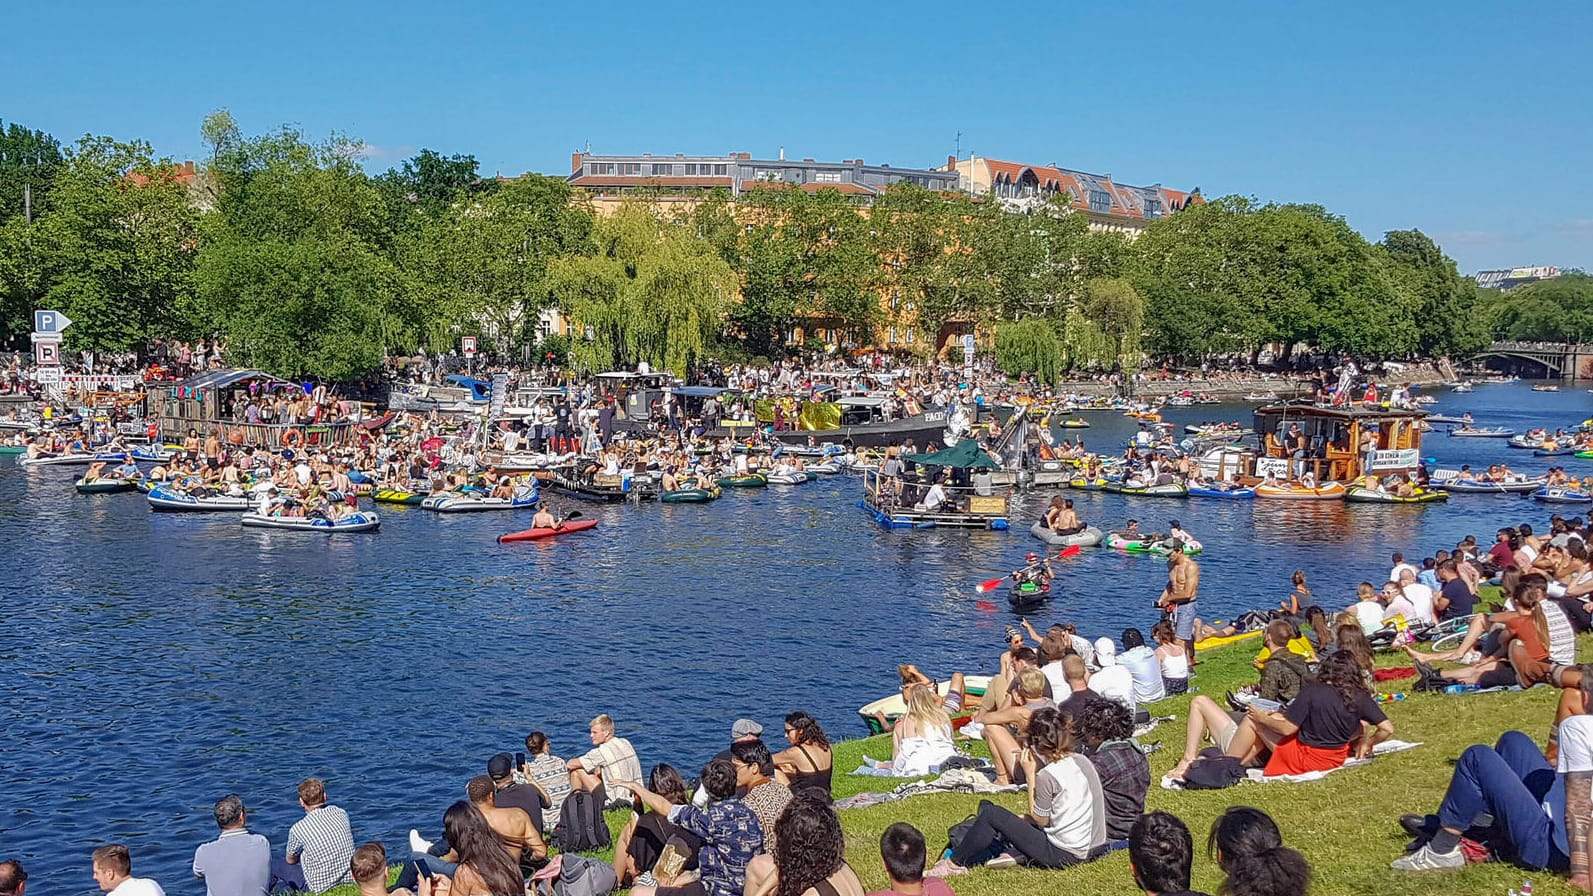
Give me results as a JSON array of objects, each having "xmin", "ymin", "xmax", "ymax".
[
  {"xmin": 1055, "ymin": 277, "xmax": 1146, "ymax": 371},
  {"xmin": 545, "ymin": 203, "xmax": 737, "ymax": 375},
  {"xmin": 995, "ymin": 317, "xmax": 1065, "ymax": 385}
]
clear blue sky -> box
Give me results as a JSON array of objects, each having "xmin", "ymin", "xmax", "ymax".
[{"xmin": 4, "ymin": 0, "xmax": 1588, "ymax": 273}]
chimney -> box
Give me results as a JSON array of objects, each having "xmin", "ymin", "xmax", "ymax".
[
  {"xmin": 779, "ymin": 146, "xmax": 785, "ymax": 160},
  {"xmin": 947, "ymin": 154, "xmax": 956, "ymax": 168},
  {"xmin": 571, "ymin": 152, "xmax": 582, "ymax": 174}
]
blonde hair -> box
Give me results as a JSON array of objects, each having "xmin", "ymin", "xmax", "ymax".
[
  {"xmin": 904, "ymin": 685, "xmax": 951, "ymax": 739},
  {"xmin": 1018, "ymin": 667, "xmax": 1047, "ymax": 699}
]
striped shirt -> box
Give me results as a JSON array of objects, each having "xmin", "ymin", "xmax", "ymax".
[{"xmin": 286, "ymin": 805, "xmax": 355, "ymax": 893}]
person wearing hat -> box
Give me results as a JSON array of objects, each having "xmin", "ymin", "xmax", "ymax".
[
  {"xmin": 1088, "ymin": 638, "xmax": 1137, "ymax": 720},
  {"xmin": 711, "ymin": 720, "xmax": 768, "ymax": 799},
  {"xmin": 487, "ymin": 752, "xmax": 549, "ymax": 835}
]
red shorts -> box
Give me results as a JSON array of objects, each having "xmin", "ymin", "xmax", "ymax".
[{"xmin": 1263, "ymin": 735, "xmax": 1351, "ymax": 776}]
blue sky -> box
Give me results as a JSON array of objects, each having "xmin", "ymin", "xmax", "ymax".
[{"xmin": 4, "ymin": 0, "xmax": 1588, "ymax": 274}]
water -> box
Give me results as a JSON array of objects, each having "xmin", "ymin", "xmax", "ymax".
[{"xmin": 0, "ymin": 381, "xmax": 1587, "ymax": 893}]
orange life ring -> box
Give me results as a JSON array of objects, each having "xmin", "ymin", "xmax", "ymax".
[{"xmin": 282, "ymin": 428, "xmax": 305, "ymax": 448}]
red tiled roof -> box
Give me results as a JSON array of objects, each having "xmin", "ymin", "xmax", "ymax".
[{"xmin": 125, "ymin": 160, "xmax": 197, "ymax": 188}]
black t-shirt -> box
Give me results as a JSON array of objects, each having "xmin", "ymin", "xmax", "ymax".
[
  {"xmin": 494, "ymin": 782, "xmax": 548, "ymax": 833},
  {"xmin": 1439, "ymin": 578, "xmax": 1476, "ymax": 619},
  {"xmin": 1555, "ymin": 595, "xmax": 1593, "ymax": 634},
  {"xmin": 1284, "ymin": 682, "xmax": 1387, "ymax": 749},
  {"xmin": 1057, "ymin": 687, "xmax": 1102, "ymax": 719}
]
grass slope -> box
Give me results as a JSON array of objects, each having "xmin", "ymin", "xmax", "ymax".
[{"xmin": 354, "ymin": 629, "xmax": 1579, "ymax": 896}]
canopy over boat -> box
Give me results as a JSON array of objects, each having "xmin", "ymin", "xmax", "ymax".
[{"xmin": 903, "ymin": 439, "xmax": 1001, "ymax": 470}]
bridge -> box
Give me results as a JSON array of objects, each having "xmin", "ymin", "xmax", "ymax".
[{"xmin": 1473, "ymin": 341, "xmax": 1593, "ymax": 378}]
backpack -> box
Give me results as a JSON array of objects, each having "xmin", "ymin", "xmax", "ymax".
[
  {"xmin": 556, "ymin": 789, "xmax": 611, "ymax": 853},
  {"xmin": 1182, "ymin": 749, "xmax": 1246, "ymax": 790},
  {"xmin": 554, "ymin": 854, "xmax": 617, "ymax": 896}
]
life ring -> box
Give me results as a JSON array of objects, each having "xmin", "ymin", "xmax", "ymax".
[{"xmin": 282, "ymin": 429, "xmax": 305, "ymax": 448}]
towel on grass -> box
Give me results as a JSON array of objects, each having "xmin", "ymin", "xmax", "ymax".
[
  {"xmin": 834, "ymin": 767, "xmax": 1021, "ymax": 810},
  {"xmin": 1159, "ymin": 740, "xmax": 1422, "ymax": 790}
]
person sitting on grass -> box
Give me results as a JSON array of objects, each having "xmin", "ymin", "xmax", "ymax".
[
  {"xmin": 1073, "ymin": 698, "xmax": 1151, "ymax": 842},
  {"xmin": 621, "ymin": 760, "xmax": 762, "ymax": 896},
  {"xmin": 1408, "ymin": 578, "xmax": 1574, "ymax": 690},
  {"xmin": 973, "ymin": 668, "xmax": 1055, "ymax": 786},
  {"xmin": 611, "ymin": 764, "xmax": 704, "ymax": 896},
  {"xmin": 744, "ymin": 798, "xmax": 865, "ymax": 896},
  {"xmin": 931, "ymin": 707, "xmax": 1106, "ymax": 875},
  {"xmin": 771, "ymin": 712, "xmax": 834, "ymax": 805},
  {"xmin": 1129, "ymin": 812, "xmax": 1209, "ymax": 896},
  {"xmin": 859, "ymin": 686, "xmax": 956, "ymax": 778},
  {"xmin": 1248, "ymin": 651, "xmax": 1394, "ymax": 776},
  {"xmin": 1153, "ymin": 621, "xmax": 1190, "ymax": 696},
  {"xmin": 351, "ymin": 843, "xmax": 413, "ymax": 896},
  {"xmin": 1392, "ymin": 710, "xmax": 1593, "ymax": 883},
  {"xmin": 1207, "ymin": 807, "xmax": 1310, "ymax": 896},
  {"xmin": 864, "ymin": 823, "xmax": 954, "ymax": 896}
]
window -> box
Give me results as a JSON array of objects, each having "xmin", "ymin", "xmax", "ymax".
[
  {"xmin": 754, "ymin": 169, "xmax": 780, "ymax": 181},
  {"xmin": 1143, "ymin": 198, "xmax": 1162, "ymax": 219},
  {"xmin": 888, "ymin": 326, "xmax": 898, "ymax": 344},
  {"xmin": 814, "ymin": 171, "xmax": 842, "ymax": 183},
  {"xmin": 590, "ymin": 163, "xmax": 616, "ymax": 176},
  {"xmin": 906, "ymin": 328, "xmax": 916, "ymax": 345},
  {"xmin": 618, "ymin": 163, "xmax": 641, "ymax": 176},
  {"xmin": 889, "ymin": 289, "xmax": 899, "ymax": 311},
  {"xmin": 713, "ymin": 164, "xmax": 728, "ymax": 175},
  {"xmin": 651, "ymin": 163, "xmax": 672, "ymax": 176},
  {"xmin": 1088, "ymin": 189, "xmax": 1112, "ymax": 213}
]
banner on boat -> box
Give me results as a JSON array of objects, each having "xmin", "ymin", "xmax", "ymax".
[
  {"xmin": 1368, "ymin": 448, "xmax": 1421, "ymax": 471},
  {"xmin": 1255, "ymin": 457, "xmax": 1290, "ymax": 479}
]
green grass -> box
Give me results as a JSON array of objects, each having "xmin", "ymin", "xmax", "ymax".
[{"xmin": 349, "ymin": 624, "xmax": 1578, "ymax": 896}]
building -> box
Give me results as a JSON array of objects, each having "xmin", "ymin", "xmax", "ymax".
[
  {"xmin": 566, "ymin": 150, "xmax": 957, "ymax": 209},
  {"xmin": 941, "ymin": 155, "xmax": 1199, "ymax": 236},
  {"xmin": 1475, "ymin": 266, "xmax": 1561, "ymax": 292}
]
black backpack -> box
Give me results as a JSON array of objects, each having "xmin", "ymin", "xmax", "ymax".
[{"xmin": 556, "ymin": 789, "xmax": 612, "ymax": 853}]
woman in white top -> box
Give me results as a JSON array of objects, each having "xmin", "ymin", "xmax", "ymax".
[
  {"xmin": 865, "ymin": 686, "xmax": 955, "ymax": 777},
  {"xmin": 931, "ymin": 707, "xmax": 1106, "ymax": 874},
  {"xmin": 1152, "ymin": 620, "xmax": 1190, "ymax": 695}
]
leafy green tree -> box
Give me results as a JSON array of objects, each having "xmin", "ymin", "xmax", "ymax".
[
  {"xmin": 1379, "ymin": 228, "xmax": 1487, "ymax": 356},
  {"xmin": 731, "ymin": 185, "xmax": 879, "ymax": 357},
  {"xmin": 1079, "ymin": 277, "xmax": 1145, "ymax": 367},
  {"xmin": 195, "ymin": 123, "xmax": 414, "ymax": 381},
  {"xmin": 1485, "ymin": 273, "xmax": 1593, "ymax": 343},
  {"xmin": 545, "ymin": 203, "xmax": 736, "ymax": 375},
  {"xmin": 995, "ymin": 317, "xmax": 1065, "ymax": 384},
  {"xmin": 0, "ymin": 120, "xmax": 64, "ymax": 225},
  {"xmin": 870, "ymin": 184, "xmax": 997, "ymax": 352},
  {"xmin": 400, "ymin": 174, "xmax": 592, "ymax": 352},
  {"xmin": 26, "ymin": 136, "xmax": 199, "ymax": 351},
  {"xmin": 374, "ymin": 148, "xmax": 496, "ymax": 232}
]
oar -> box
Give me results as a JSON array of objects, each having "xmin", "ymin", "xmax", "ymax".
[
  {"xmin": 552, "ymin": 510, "xmax": 583, "ymax": 530},
  {"xmin": 973, "ymin": 545, "xmax": 1083, "ymax": 593}
]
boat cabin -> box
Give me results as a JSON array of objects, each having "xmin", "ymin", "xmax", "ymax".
[
  {"xmin": 156, "ymin": 368, "xmax": 366, "ymax": 449},
  {"xmin": 1253, "ymin": 402, "xmax": 1427, "ymax": 483},
  {"xmin": 594, "ymin": 371, "xmax": 678, "ymax": 423}
]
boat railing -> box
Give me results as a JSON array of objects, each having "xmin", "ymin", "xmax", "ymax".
[
  {"xmin": 863, "ymin": 469, "xmax": 1011, "ymax": 516},
  {"xmin": 158, "ymin": 418, "xmax": 364, "ymax": 449}
]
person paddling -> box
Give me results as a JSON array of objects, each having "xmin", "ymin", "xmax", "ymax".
[{"xmin": 531, "ymin": 505, "xmax": 559, "ymax": 530}]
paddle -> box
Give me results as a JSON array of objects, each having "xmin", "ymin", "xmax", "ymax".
[
  {"xmin": 974, "ymin": 545, "xmax": 1083, "ymax": 593},
  {"xmin": 552, "ymin": 510, "xmax": 583, "ymax": 531}
]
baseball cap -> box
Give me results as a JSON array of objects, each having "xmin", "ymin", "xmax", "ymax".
[
  {"xmin": 1094, "ymin": 637, "xmax": 1118, "ymax": 666},
  {"xmin": 731, "ymin": 719, "xmax": 763, "ymax": 739},
  {"xmin": 487, "ymin": 752, "xmax": 514, "ymax": 780}
]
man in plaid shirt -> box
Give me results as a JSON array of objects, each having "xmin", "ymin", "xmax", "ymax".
[{"xmin": 1073, "ymin": 699, "xmax": 1150, "ymax": 840}]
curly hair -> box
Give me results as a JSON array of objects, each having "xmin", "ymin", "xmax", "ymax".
[
  {"xmin": 784, "ymin": 711, "xmax": 830, "ymax": 749},
  {"xmin": 774, "ymin": 797, "xmax": 846, "ymax": 896},
  {"xmin": 1313, "ymin": 650, "xmax": 1370, "ymax": 711},
  {"xmin": 1070, "ymin": 698, "xmax": 1133, "ymax": 746},
  {"xmin": 1208, "ymin": 806, "xmax": 1311, "ymax": 896}
]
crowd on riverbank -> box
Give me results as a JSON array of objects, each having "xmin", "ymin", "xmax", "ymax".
[{"xmin": 13, "ymin": 502, "xmax": 1593, "ymax": 896}]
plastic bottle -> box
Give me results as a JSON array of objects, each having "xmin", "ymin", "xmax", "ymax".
[
  {"xmin": 1375, "ymin": 693, "xmax": 1407, "ymax": 704},
  {"xmin": 1444, "ymin": 683, "xmax": 1480, "ymax": 694}
]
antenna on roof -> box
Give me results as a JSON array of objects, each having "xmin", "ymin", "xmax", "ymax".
[
  {"xmin": 955, "ymin": 131, "xmax": 961, "ymax": 159},
  {"xmin": 584, "ymin": 139, "xmax": 591, "ymax": 153}
]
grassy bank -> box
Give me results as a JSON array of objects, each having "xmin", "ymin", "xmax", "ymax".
[{"xmin": 351, "ymin": 630, "xmax": 1577, "ymax": 896}]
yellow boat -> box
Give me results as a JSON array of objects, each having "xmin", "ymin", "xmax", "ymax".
[{"xmin": 1254, "ymin": 481, "xmax": 1348, "ymax": 500}]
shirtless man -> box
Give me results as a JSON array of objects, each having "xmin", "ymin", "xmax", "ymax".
[
  {"xmin": 531, "ymin": 505, "xmax": 558, "ymax": 530},
  {"xmin": 1051, "ymin": 499, "xmax": 1083, "ymax": 535},
  {"xmin": 1157, "ymin": 551, "xmax": 1200, "ymax": 669},
  {"xmin": 464, "ymin": 774, "xmax": 545, "ymax": 872}
]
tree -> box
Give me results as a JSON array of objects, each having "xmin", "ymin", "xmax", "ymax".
[
  {"xmin": 994, "ymin": 317, "xmax": 1064, "ymax": 385},
  {"xmin": 374, "ymin": 149, "xmax": 496, "ymax": 232},
  {"xmin": 545, "ymin": 203, "xmax": 736, "ymax": 375},
  {"xmin": 1079, "ymin": 277, "xmax": 1145, "ymax": 368},
  {"xmin": 1484, "ymin": 273, "xmax": 1593, "ymax": 343},
  {"xmin": 26, "ymin": 136, "xmax": 199, "ymax": 352},
  {"xmin": 401, "ymin": 174, "xmax": 592, "ymax": 353},
  {"xmin": 731, "ymin": 185, "xmax": 879, "ymax": 357},
  {"xmin": 194, "ymin": 123, "xmax": 416, "ymax": 381},
  {"xmin": 1379, "ymin": 228, "xmax": 1487, "ymax": 357},
  {"xmin": 870, "ymin": 184, "xmax": 997, "ymax": 351},
  {"xmin": 0, "ymin": 120, "xmax": 64, "ymax": 225}
]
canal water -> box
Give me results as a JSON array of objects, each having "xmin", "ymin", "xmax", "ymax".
[{"xmin": 0, "ymin": 381, "xmax": 1586, "ymax": 892}]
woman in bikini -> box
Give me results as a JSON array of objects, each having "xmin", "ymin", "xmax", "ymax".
[{"xmin": 772, "ymin": 711, "xmax": 833, "ymax": 804}]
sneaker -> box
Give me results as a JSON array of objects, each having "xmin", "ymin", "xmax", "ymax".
[
  {"xmin": 984, "ymin": 852, "xmax": 1023, "ymax": 869},
  {"xmin": 929, "ymin": 859, "xmax": 968, "ymax": 877},
  {"xmin": 1391, "ymin": 843, "xmax": 1465, "ymax": 871},
  {"xmin": 409, "ymin": 829, "xmax": 433, "ymax": 853},
  {"xmin": 1398, "ymin": 814, "xmax": 1432, "ymax": 839}
]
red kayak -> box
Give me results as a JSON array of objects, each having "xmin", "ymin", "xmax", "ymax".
[{"xmin": 497, "ymin": 519, "xmax": 598, "ymax": 543}]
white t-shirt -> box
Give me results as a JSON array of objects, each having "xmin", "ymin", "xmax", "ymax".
[
  {"xmin": 1032, "ymin": 754, "xmax": 1107, "ymax": 856},
  {"xmin": 110, "ymin": 878, "xmax": 167, "ymax": 896},
  {"xmin": 1382, "ymin": 595, "xmax": 1417, "ymax": 625},
  {"xmin": 1402, "ymin": 583, "xmax": 1437, "ymax": 625},
  {"xmin": 1352, "ymin": 600, "xmax": 1385, "ymax": 633},
  {"xmin": 1087, "ymin": 665, "xmax": 1136, "ymax": 715},
  {"xmin": 1117, "ymin": 646, "xmax": 1166, "ymax": 704},
  {"xmin": 1041, "ymin": 661, "xmax": 1069, "ymax": 700},
  {"xmin": 1552, "ymin": 715, "xmax": 1593, "ymax": 856},
  {"xmin": 1389, "ymin": 562, "xmax": 1419, "ymax": 583}
]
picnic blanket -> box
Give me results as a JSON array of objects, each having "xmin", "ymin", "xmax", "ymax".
[
  {"xmin": 1159, "ymin": 739, "xmax": 1423, "ymax": 790},
  {"xmin": 834, "ymin": 767, "xmax": 1022, "ymax": 810}
]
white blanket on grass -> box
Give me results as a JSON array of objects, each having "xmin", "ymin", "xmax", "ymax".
[{"xmin": 1159, "ymin": 739, "xmax": 1422, "ymax": 790}]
